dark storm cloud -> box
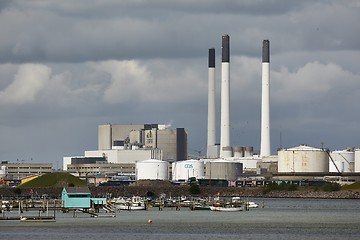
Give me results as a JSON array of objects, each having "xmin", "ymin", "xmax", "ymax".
[
  {"xmin": 0, "ymin": 0, "xmax": 11, "ymax": 11},
  {"xmin": 0, "ymin": 0, "xmax": 337, "ymax": 63}
]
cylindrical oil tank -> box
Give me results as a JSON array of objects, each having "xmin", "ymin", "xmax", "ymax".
[
  {"xmin": 0, "ymin": 166, "xmax": 6, "ymax": 178},
  {"xmin": 136, "ymin": 159, "xmax": 169, "ymax": 180},
  {"xmin": 355, "ymin": 149, "xmax": 360, "ymax": 173},
  {"xmin": 244, "ymin": 146, "xmax": 253, "ymax": 157},
  {"xmin": 172, "ymin": 160, "xmax": 204, "ymax": 181},
  {"xmin": 329, "ymin": 149, "xmax": 354, "ymax": 173},
  {"xmin": 205, "ymin": 160, "xmax": 243, "ymax": 181},
  {"xmin": 278, "ymin": 145, "xmax": 329, "ymax": 173},
  {"xmin": 233, "ymin": 146, "xmax": 244, "ymax": 158}
]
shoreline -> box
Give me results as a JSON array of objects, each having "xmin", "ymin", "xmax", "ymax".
[{"xmin": 1, "ymin": 185, "xmax": 359, "ymax": 199}]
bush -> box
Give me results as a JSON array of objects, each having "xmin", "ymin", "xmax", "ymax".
[
  {"xmin": 189, "ymin": 184, "xmax": 201, "ymax": 195},
  {"xmin": 262, "ymin": 182, "xmax": 298, "ymax": 194},
  {"xmin": 287, "ymin": 184, "xmax": 299, "ymax": 191},
  {"xmin": 322, "ymin": 182, "xmax": 341, "ymax": 192},
  {"xmin": 13, "ymin": 187, "xmax": 22, "ymax": 195}
]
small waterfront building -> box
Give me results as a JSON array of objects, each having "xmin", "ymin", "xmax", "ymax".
[{"xmin": 62, "ymin": 187, "xmax": 106, "ymax": 209}]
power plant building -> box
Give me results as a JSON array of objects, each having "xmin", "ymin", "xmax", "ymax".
[
  {"xmin": 63, "ymin": 123, "xmax": 187, "ymax": 182},
  {"xmin": 98, "ymin": 124, "xmax": 187, "ymax": 162}
]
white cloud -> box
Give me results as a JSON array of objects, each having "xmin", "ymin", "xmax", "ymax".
[
  {"xmin": 92, "ymin": 59, "xmax": 206, "ymax": 104},
  {"xmin": 272, "ymin": 61, "xmax": 357, "ymax": 104},
  {"xmin": 0, "ymin": 63, "xmax": 51, "ymax": 105},
  {"xmin": 93, "ymin": 60, "xmax": 153, "ymax": 104}
]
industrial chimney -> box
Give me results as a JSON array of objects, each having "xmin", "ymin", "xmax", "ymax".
[
  {"xmin": 207, "ymin": 48, "xmax": 216, "ymax": 157},
  {"xmin": 220, "ymin": 34, "xmax": 232, "ymax": 158},
  {"xmin": 260, "ymin": 40, "xmax": 271, "ymax": 156}
]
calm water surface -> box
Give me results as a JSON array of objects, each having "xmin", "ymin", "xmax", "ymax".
[{"xmin": 0, "ymin": 198, "xmax": 359, "ymax": 240}]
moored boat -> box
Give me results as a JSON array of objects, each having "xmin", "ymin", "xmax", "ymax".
[
  {"xmin": 246, "ymin": 201, "xmax": 259, "ymax": 208},
  {"xmin": 209, "ymin": 205, "xmax": 244, "ymax": 212},
  {"xmin": 190, "ymin": 204, "xmax": 211, "ymax": 211},
  {"xmin": 20, "ymin": 216, "xmax": 56, "ymax": 222},
  {"xmin": 117, "ymin": 196, "xmax": 147, "ymax": 211}
]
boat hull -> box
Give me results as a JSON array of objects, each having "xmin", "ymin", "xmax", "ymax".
[
  {"xmin": 117, "ymin": 204, "xmax": 146, "ymax": 210},
  {"xmin": 209, "ymin": 206, "xmax": 244, "ymax": 212}
]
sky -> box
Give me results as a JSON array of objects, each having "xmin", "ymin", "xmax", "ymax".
[{"xmin": 0, "ymin": 0, "xmax": 359, "ymax": 167}]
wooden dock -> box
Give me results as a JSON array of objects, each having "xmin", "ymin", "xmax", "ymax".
[
  {"xmin": 20, "ymin": 216, "xmax": 56, "ymax": 222},
  {"xmin": 0, "ymin": 215, "xmax": 55, "ymax": 221}
]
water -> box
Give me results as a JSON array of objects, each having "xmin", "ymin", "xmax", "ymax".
[{"xmin": 1, "ymin": 198, "xmax": 359, "ymax": 240}]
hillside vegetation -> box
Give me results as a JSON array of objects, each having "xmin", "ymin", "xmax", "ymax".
[
  {"xmin": 342, "ymin": 181, "xmax": 360, "ymax": 190},
  {"xmin": 20, "ymin": 172, "xmax": 86, "ymax": 188}
]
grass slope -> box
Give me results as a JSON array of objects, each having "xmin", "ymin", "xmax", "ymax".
[
  {"xmin": 20, "ymin": 172, "xmax": 87, "ymax": 188},
  {"xmin": 342, "ymin": 181, "xmax": 360, "ymax": 190}
]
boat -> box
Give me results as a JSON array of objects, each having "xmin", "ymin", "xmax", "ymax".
[
  {"xmin": 111, "ymin": 197, "xmax": 128, "ymax": 205},
  {"xmin": 209, "ymin": 205, "xmax": 244, "ymax": 212},
  {"xmin": 117, "ymin": 196, "xmax": 147, "ymax": 211},
  {"xmin": 190, "ymin": 204, "xmax": 211, "ymax": 211},
  {"xmin": 210, "ymin": 198, "xmax": 245, "ymax": 212},
  {"xmin": 19, "ymin": 216, "xmax": 56, "ymax": 222},
  {"xmin": 246, "ymin": 201, "xmax": 259, "ymax": 208}
]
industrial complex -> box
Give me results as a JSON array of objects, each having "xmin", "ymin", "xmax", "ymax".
[{"xmin": 1, "ymin": 35, "xmax": 360, "ymax": 187}]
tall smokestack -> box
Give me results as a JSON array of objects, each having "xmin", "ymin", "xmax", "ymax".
[
  {"xmin": 207, "ymin": 48, "xmax": 216, "ymax": 157},
  {"xmin": 220, "ymin": 34, "xmax": 232, "ymax": 158},
  {"xmin": 260, "ymin": 40, "xmax": 271, "ymax": 156}
]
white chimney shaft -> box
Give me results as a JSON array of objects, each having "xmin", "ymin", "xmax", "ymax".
[
  {"xmin": 207, "ymin": 48, "xmax": 216, "ymax": 157},
  {"xmin": 260, "ymin": 40, "xmax": 271, "ymax": 156},
  {"xmin": 220, "ymin": 34, "xmax": 232, "ymax": 158}
]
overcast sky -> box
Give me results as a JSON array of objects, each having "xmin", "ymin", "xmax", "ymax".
[{"xmin": 0, "ymin": 0, "xmax": 359, "ymax": 167}]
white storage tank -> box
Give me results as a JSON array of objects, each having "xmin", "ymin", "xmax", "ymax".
[
  {"xmin": 0, "ymin": 166, "xmax": 6, "ymax": 178},
  {"xmin": 329, "ymin": 148, "xmax": 354, "ymax": 173},
  {"xmin": 172, "ymin": 160, "xmax": 204, "ymax": 181},
  {"xmin": 233, "ymin": 146, "xmax": 244, "ymax": 158},
  {"xmin": 244, "ymin": 146, "xmax": 254, "ymax": 157},
  {"xmin": 355, "ymin": 149, "xmax": 360, "ymax": 173},
  {"xmin": 136, "ymin": 159, "xmax": 169, "ymax": 180},
  {"xmin": 205, "ymin": 160, "xmax": 242, "ymax": 181},
  {"xmin": 278, "ymin": 145, "xmax": 329, "ymax": 173}
]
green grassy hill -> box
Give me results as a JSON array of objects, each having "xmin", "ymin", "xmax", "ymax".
[
  {"xmin": 342, "ymin": 181, "xmax": 360, "ymax": 190},
  {"xmin": 20, "ymin": 172, "xmax": 87, "ymax": 188}
]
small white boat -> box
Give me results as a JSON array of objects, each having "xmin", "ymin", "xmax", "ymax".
[
  {"xmin": 246, "ymin": 201, "xmax": 259, "ymax": 208},
  {"xmin": 117, "ymin": 196, "xmax": 147, "ymax": 211},
  {"xmin": 111, "ymin": 197, "xmax": 128, "ymax": 205},
  {"xmin": 210, "ymin": 205, "xmax": 244, "ymax": 212},
  {"xmin": 20, "ymin": 216, "xmax": 56, "ymax": 222}
]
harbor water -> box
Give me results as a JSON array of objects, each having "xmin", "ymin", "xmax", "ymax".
[{"xmin": 0, "ymin": 198, "xmax": 359, "ymax": 240}]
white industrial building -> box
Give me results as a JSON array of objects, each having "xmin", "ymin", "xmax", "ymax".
[
  {"xmin": 0, "ymin": 162, "xmax": 53, "ymax": 179},
  {"xmin": 63, "ymin": 123, "xmax": 187, "ymax": 180},
  {"xmin": 98, "ymin": 123, "xmax": 188, "ymax": 162}
]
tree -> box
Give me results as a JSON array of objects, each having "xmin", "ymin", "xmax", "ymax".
[{"xmin": 189, "ymin": 184, "xmax": 201, "ymax": 195}]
